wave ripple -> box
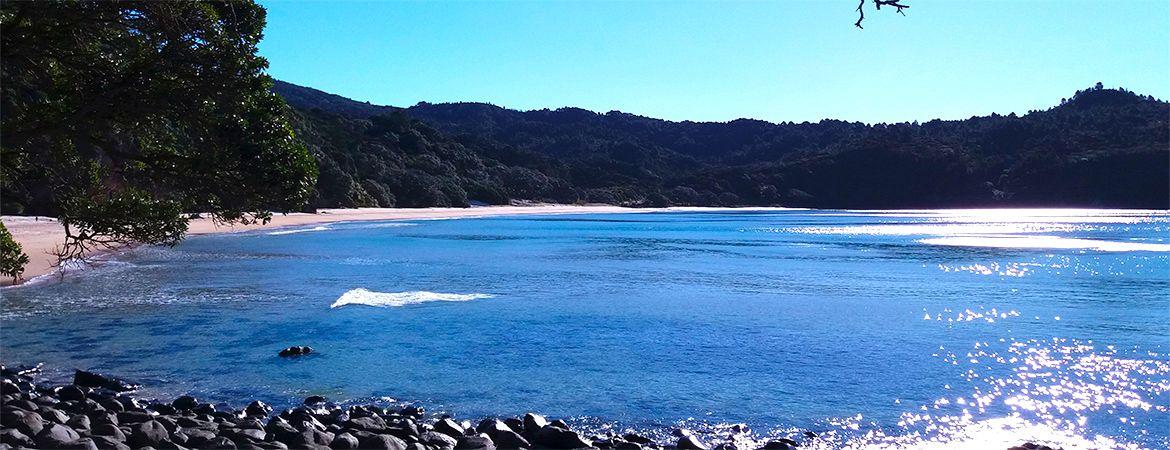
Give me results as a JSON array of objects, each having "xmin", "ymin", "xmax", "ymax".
[{"xmin": 330, "ymin": 289, "xmax": 494, "ymax": 308}]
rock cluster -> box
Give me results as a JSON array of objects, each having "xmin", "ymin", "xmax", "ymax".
[{"xmin": 0, "ymin": 364, "xmax": 1052, "ymax": 450}]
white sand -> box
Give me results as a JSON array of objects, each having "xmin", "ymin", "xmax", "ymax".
[{"xmin": 0, "ymin": 204, "xmax": 652, "ymax": 285}]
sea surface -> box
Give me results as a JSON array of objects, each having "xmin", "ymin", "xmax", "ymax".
[{"xmin": 2, "ymin": 209, "xmax": 1168, "ymax": 449}]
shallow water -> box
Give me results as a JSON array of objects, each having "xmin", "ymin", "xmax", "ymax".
[{"xmin": 2, "ymin": 209, "xmax": 1167, "ymax": 449}]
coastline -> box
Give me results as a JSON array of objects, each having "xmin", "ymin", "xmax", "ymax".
[{"xmin": 1, "ymin": 204, "xmax": 649, "ymax": 286}]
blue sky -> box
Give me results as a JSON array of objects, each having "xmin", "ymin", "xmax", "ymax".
[{"xmin": 258, "ymin": 0, "xmax": 1169, "ymax": 124}]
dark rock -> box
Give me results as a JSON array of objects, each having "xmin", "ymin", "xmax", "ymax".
[
  {"xmin": 676, "ymin": 435, "xmax": 708, "ymax": 450},
  {"xmin": 761, "ymin": 439, "xmax": 797, "ymax": 450},
  {"xmin": 172, "ymin": 395, "xmax": 199, "ymax": 410},
  {"xmin": 616, "ymin": 440, "xmax": 643, "ymax": 450},
  {"xmin": 503, "ymin": 418, "xmax": 524, "ymax": 434},
  {"xmin": 181, "ymin": 428, "xmax": 218, "ymax": 446},
  {"xmin": 304, "ymin": 395, "xmax": 327, "ymax": 406},
  {"xmin": 0, "ymin": 379, "xmax": 21, "ymax": 396},
  {"xmin": 434, "ymin": 418, "xmax": 466, "ymax": 438},
  {"xmin": 358, "ymin": 434, "xmax": 408, "ymax": 450},
  {"xmin": 802, "ymin": 432, "xmax": 816, "ymax": 439},
  {"xmin": 534, "ymin": 426, "xmax": 591, "ymax": 449},
  {"xmin": 244, "ymin": 401, "xmax": 271, "ymax": 417},
  {"xmin": 671, "ymin": 429, "xmax": 692, "ymax": 438},
  {"xmin": 329, "ymin": 432, "xmax": 359, "ymax": 449},
  {"xmin": 63, "ymin": 437, "xmax": 101, "ymax": 450},
  {"xmin": 549, "ymin": 420, "xmax": 570, "ymax": 430},
  {"xmin": 117, "ymin": 410, "xmax": 154, "ymax": 424},
  {"xmin": 400, "ymin": 405, "xmax": 424, "ymax": 417},
  {"xmin": 36, "ymin": 422, "xmax": 82, "ymax": 448},
  {"xmin": 344, "ymin": 415, "xmax": 387, "ymax": 432},
  {"xmin": 455, "ymin": 436, "xmax": 496, "ymax": 450},
  {"xmin": 40, "ymin": 406, "xmax": 71, "ymax": 424},
  {"xmin": 476, "ymin": 419, "xmax": 512, "ymax": 436},
  {"xmin": 68, "ymin": 413, "xmax": 93, "ymax": 431},
  {"xmin": 0, "ymin": 429, "xmax": 34, "ymax": 448},
  {"xmin": 74, "ymin": 370, "xmax": 139, "ymax": 392},
  {"xmin": 289, "ymin": 429, "xmax": 334, "ymax": 447},
  {"xmin": 3, "ymin": 409, "xmax": 44, "ymax": 436},
  {"xmin": 99, "ymin": 397, "xmax": 126, "ymax": 413},
  {"xmin": 420, "ymin": 431, "xmax": 458, "ymax": 450},
  {"xmin": 91, "ymin": 435, "xmax": 132, "ymax": 450},
  {"xmin": 278, "ymin": 346, "xmax": 314, "ymax": 357},
  {"xmin": 200, "ymin": 436, "xmax": 238, "ymax": 449},
  {"xmin": 193, "ymin": 403, "xmax": 216, "ymax": 415},
  {"xmin": 522, "ymin": 414, "xmax": 547, "ymax": 433},
  {"xmin": 128, "ymin": 420, "xmax": 170, "ymax": 448},
  {"xmin": 59, "ymin": 385, "xmax": 88, "ymax": 401},
  {"xmin": 622, "ymin": 434, "xmax": 653, "ymax": 445},
  {"xmin": 490, "ymin": 429, "xmax": 530, "ymax": 449},
  {"xmin": 92, "ymin": 423, "xmax": 128, "ymax": 441}
]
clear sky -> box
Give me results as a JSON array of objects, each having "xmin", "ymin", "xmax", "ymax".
[{"xmin": 258, "ymin": 0, "xmax": 1169, "ymax": 124}]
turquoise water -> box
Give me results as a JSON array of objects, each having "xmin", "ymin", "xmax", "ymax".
[{"xmin": 2, "ymin": 209, "xmax": 1168, "ymax": 449}]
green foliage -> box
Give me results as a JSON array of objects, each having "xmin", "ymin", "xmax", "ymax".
[
  {"xmin": 0, "ymin": 223, "xmax": 30, "ymax": 281},
  {"xmin": 1, "ymin": 1, "xmax": 317, "ymax": 259}
]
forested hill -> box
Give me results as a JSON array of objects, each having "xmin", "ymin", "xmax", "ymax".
[{"xmin": 274, "ymin": 81, "xmax": 1169, "ymax": 209}]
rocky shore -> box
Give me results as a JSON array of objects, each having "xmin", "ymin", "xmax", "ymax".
[{"xmin": 0, "ymin": 364, "xmax": 1061, "ymax": 450}]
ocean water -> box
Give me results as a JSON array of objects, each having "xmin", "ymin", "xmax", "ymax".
[{"xmin": 1, "ymin": 209, "xmax": 1167, "ymax": 449}]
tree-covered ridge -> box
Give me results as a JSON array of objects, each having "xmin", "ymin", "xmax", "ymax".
[{"xmin": 278, "ymin": 81, "xmax": 1168, "ymax": 209}]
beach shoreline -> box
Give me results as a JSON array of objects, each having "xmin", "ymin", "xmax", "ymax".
[{"xmin": 2, "ymin": 204, "xmax": 809, "ymax": 286}]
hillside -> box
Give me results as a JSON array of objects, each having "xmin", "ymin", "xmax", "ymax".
[{"xmin": 275, "ymin": 81, "xmax": 1169, "ymax": 209}]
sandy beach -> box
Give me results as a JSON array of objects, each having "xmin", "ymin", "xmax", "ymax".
[{"xmin": 1, "ymin": 204, "xmax": 651, "ymax": 286}]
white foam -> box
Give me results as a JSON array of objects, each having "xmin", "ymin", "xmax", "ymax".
[
  {"xmin": 267, "ymin": 226, "xmax": 330, "ymax": 235},
  {"xmin": 920, "ymin": 236, "xmax": 1170, "ymax": 252},
  {"xmin": 330, "ymin": 289, "xmax": 494, "ymax": 308}
]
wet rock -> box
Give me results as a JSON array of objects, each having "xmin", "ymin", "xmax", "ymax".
[
  {"xmin": 522, "ymin": 414, "xmax": 548, "ymax": 432},
  {"xmin": 671, "ymin": 429, "xmax": 692, "ymax": 438},
  {"xmin": 1008, "ymin": 444, "xmax": 1058, "ymax": 450},
  {"xmin": 358, "ymin": 433, "xmax": 408, "ymax": 450},
  {"xmin": 41, "ymin": 406, "xmax": 71, "ymax": 424},
  {"xmin": 330, "ymin": 432, "xmax": 359, "ymax": 449},
  {"xmin": 201, "ymin": 436, "xmax": 238, "ymax": 449},
  {"xmin": 455, "ymin": 435, "xmax": 497, "ymax": 450},
  {"xmin": 435, "ymin": 418, "xmax": 466, "ymax": 438},
  {"xmin": 616, "ymin": 439, "xmax": 643, "ymax": 450},
  {"xmin": 67, "ymin": 413, "xmax": 92, "ymax": 431},
  {"xmin": 278, "ymin": 346, "xmax": 313, "ymax": 357},
  {"xmin": 99, "ymin": 397, "xmax": 126, "ymax": 413},
  {"xmin": 304, "ymin": 395, "xmax": 327, "ymax": 405},
  {"xmin": 58, "ymin": 385, "xmax": 88, "ymax": 402},
  {"xmin": 761, "ymin": 439, "xmax": 797, "ymax": 450},
  {"xmin": 534, "ymin": 426, "xmax": 591, "ymax": 449},
  {"xmin": 92, "ymin": 423, "xmax": 128, "ymax": 441},
  {"xmin": 622, "ymin": 434, "xmax": 653, "ymax": 445},
  {"xmin": 128, "ymin": 420, "xmax": 170, "ymax": 448},
  {"xmin": 172, "ymin": 395, "xmax": 199, "ymax": 410},
  {"xmin": 344, "ymin": 415, "xmax": 387, "ymax": 432},
  {"xmin": 503, "ymin": 418, "xmax": 524, "ymax": 434},
  {"xmin": 91, "ymin": 435, "xmax": 132, "ymax": 450},
  {"xmin": 676, "ymin": 435, "xmax": 708, "ymax": 450},
  {"xmin": 476, "ymin": 419, "xmax": 511, "ymax": 436},
  {"xmin": 549, "ymin": 419, "xmax": 571, "ymax": 430},
  {"xmin": 3, "ymin": 409, "xmax": 44, "ymax": 436},
  {"xmin": 490, "ymin": 429, "xmax": 531, "ymax": 449},
  {"xmin": 0, "ymin": 429, "xmax": 34, "ymax": 448},
  {"xmin": 289, "ymin": 429, "xmax": 334, "ymax": 447},
  {"xmin": 63, "ymin": 437, "xmax": 100, "ymax": 450},
  {"xmin": 117, "ymin": 410, "xmax": 154, "ymax": 424},
  {"xmin": 73, "ymin": 370, "xmax": 139, "ymax": 392},
  {"xmin": 420, "ymin": 431, "xmax": 459, "ymax": 450},
  {"xmin": 244, "ymin": 400, "xmax": 271, "ymax": 417},
  {"xmin": 36, "ymin": 422, "xmax": 82, "ymax": 448}
]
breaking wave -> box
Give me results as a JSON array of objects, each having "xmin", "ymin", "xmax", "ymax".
[
  {"xmin": 267, "ymin": 226, "xmax": 330, "ymax": 235},
  {"xmin": 330, "ymin": 289, "xmax": 494, "ymax": 308}
]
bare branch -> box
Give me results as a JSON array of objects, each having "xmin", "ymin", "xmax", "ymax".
[{"xmin": 856, "ymin": 0, "xmax": 910, "ymax": 29}]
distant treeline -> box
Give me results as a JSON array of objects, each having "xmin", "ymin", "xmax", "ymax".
[{"xmin": 277, "ymin": 81, "xmax": 1169, "ymax": 209}]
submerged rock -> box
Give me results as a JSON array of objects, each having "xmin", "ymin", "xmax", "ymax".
[
  {"xmin": 73, "ymin": 369, "xmax": 140, "ymax": 392},
  {"xmin": 278, "ymin": 346, "xmax": 314, "ymax": 357}
]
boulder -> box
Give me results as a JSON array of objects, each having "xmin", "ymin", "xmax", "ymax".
[
  {"xmin": 244, "ymin": 400, "xmax": 272, "ymax": 417},
  {"xmin": 490, "ymin": 429, "xmax": 530, "ymax": 449},
  {"xmin": 92, "ymin": 423, "xmax": 128, "ymax": 441},
  {"xmin": 3, "ymin": 409, "xmax": 44, "ymax": 436},
  {"xmin": 329, "ymin": 432, "xmax": 359, "ymax": 449},
  {"xmin": 522, "ymin": 414, "xmax": 547, "ymax": 433},
  {"xmin": 534, "ymin": 426, "xmax": 591, "ymax": 449},
  {"xmin": 91, "ymin": 435, "xmax": 132, "ymax": 450},
  {"xmin": 677, "ymin": 435, "xmax": 708, "ymax": 450},
  {"xmin": 35, "ymin": 423, "xmax": 82, "ymax": 448},
  {"xmin": 0, "ymin": 429, "xmax": 34, "ymax": 448},
  {"xmin": 40, "ymin": 406, "xmax": 71, "ymax": 424},
  {"xmin": 63, "ymin": 437, "xmax": 100, "ymax": 450},
  {"xmin": 761, "ymin": 439, "xmax": 796, "ymax": 450},
  {"xmin": 58, "ymin": 385, "xmax": 88, "ymax": 401},
  {"xmin": 172, "ymin": 395, "xmax": 199, "ymax": 410},
  {"xmin": 128, "ymin": 420, "xmax": 170, "ymax": 448},
  {"xmin": 420, "ymin": 431, "xmax": 458, "ymax": 450},
  {"xmin": 622, "ymin": 434, "xmax": 653, "ymax": 445},
  {"xmin": 434, "ymin": 418, "xmax": 466, "ymax": 438},
  {"xmin": 201, "ymin": 436, "xmax": 238, "ymax": 449},
  {"xmin": 67, "ymin": 413, "xmax": 92, "ymax": 431},
  {"xmin": 344, "ymin": 415, "xmax": 387, "ymax": 432},
  {"xmin": 73, "ymin": 370, "xmax": 140, "ymax": 392},
  {"xmin": 357, "ymin": 434, "xmax": 408, "ymax": 450},
  {"xmin": 455, "ymin": 436, "xmax": 496, "ymax": 450},
  {"xmin": 304, "ymin": 395, "xmax": 327, "ymax": 405}
]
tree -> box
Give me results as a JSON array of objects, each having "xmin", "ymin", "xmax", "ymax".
[
  {"xmin": 0, "ymin": 1, "xmax": 317, "ymax": 268},
  {"xmin": 0, "ymin": 223, "xmax": 30, "ymax": 282}
]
